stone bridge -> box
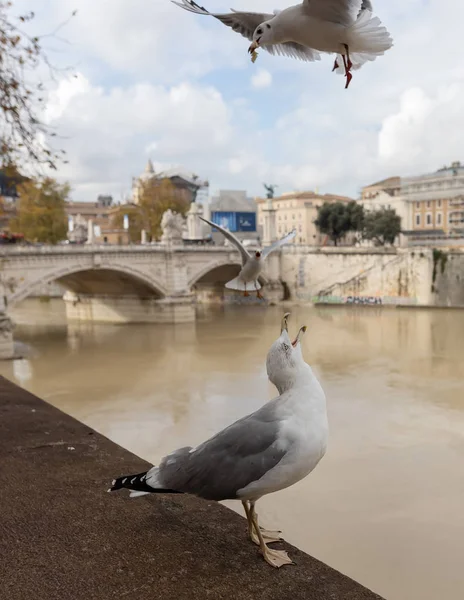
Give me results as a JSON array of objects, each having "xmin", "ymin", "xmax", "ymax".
[{"xmin": 0, "ymin": 244, "xmax": 282, "ymax": 330}]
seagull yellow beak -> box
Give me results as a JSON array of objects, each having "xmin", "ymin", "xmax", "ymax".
[
  {"xmin": 281, "ymin": 313, "xmax": 290, "ymax": 333},
  {"xmin": 248, "ymin": 40, "xmax": 259, "ymax": 54}
]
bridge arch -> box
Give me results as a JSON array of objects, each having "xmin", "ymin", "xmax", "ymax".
[
  {"xmin": 8, "ymin": 262, "xmax": 168, "ymax": 308},
  {"xmin": 188, "ymin": 259, "xmax": 268, "ymax": 290}
]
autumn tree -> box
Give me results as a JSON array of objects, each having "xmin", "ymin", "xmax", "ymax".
[
  {"xmin": 12, "ymin": 177, "xmax": 69, "ymax": 243},
  {"xmin": 114, "ymin": 178, "xmax": 190, "ymax": 242},
  {"xmin": 362, "ymin": 207, "xmax": 401, "ymax": 246},
  {"xmin": 315, "ymin": 201, "xmax": 364, "ymax": 246},
  {"xmin": 0, "ymin": 2, "xmax": 76, "ymax": 170}
]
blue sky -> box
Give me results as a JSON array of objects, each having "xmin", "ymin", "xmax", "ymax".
[{"xmin": 16, "ymin": 0, "xmax": 464, "ymax": 202}]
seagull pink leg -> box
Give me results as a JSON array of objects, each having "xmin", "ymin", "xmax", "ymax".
[
  {"xmin": 342, "ymin": 44, "xmax": 353, "ymax": 89},
  {"xmin": 332, "ymin": 57, "xmax": 339, "ymax": 72}
]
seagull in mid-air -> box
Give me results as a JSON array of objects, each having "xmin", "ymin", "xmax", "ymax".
[
  {"xmin": 172, "ymin": 0, "xmax": 392, "ymax": 88},
  {"xmin": 199, "ymin": 215, "xmax": 296, "ymax": 299},
  {"xmin": 109, "ymin": 313, "xmax": 329, "ymax": 568}
]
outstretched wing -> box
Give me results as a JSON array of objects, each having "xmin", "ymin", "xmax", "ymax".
[
  {"xmin": 265, "ymin": 42, "xmax": 321, "ymax": 63},
  {"xmin": 302, "ymin": 0, "xmax": 363, "ymax": 26},
  {"xmin": 261, "ymin": 229, "xmax": 297, "ymax": 259},
  {"xmin": 172, "ymin": 0, "xmax": 321, "ymax": 63},
  {"xmin": 199, "ymin": 216, "xmax": 250, "ymax": 265},
  {"xmin": 172, "ymin": 0, "xmax": 272, "ymax": 41}
]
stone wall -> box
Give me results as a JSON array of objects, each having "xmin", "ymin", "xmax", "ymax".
[
  {"xmin": 281, "ymin": 247, "xmax": 464, "ymax": 307},
  {"xmin": 432, "ymin": 251, "xmax": 464, "ymax": 307}
]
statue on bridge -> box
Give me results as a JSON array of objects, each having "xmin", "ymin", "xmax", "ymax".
[
  {"xmin": 263, "ymin": 183, "xmax": 278, "ymax": 199},
  {"xmin": 160, "ymin": 209, "xmax": 185, "ymax": 245}
]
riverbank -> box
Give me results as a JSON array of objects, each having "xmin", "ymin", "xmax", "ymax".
[{"xmin": 0, "ymin": 376, "xmax": 384, "ymax": 600}]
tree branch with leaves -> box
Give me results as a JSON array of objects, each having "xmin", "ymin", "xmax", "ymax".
[{"xmin": 0, "ymin": 2, "xmax": 76, "ymax": 170}]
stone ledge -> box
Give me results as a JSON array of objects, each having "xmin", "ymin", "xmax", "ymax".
[{"xmin": 0, "ymin": 377, "xmax": 384, "ymax": 600}]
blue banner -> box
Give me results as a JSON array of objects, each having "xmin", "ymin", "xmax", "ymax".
[{"xmin": 211, "ymin": 211, "xmax": 256, "ymax": 233}]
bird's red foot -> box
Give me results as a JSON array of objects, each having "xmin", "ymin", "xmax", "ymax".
[
  {"xmin": 332, "ymin": 58, "xmax": 339, "ymax": 72},
  {"xmin": 243, "ymin": 291, "xmax": 250, "ymax": 297},
  {"xmin": 256, "ymin": 291, "xmax": 264, "ymax": 300},
  {"xmin": 345, "ymin": 71, "xmax": 353, "ymax": 89}
]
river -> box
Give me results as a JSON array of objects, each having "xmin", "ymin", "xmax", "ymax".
[{"xmin": 2, "ymin": 304, "xmax": 463, "ymax": 600}]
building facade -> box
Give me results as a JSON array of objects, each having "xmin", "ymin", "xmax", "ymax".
[
  {"xmin": 131, "ymin": 159, "xmax": 208, "ymax": 206},
  {"xmin": 359, "ymin": 176, "xmax": 406, "ymax": 222},
  {"xmin": 256, "ymin": 191, "xmax": 354, "ymax": 246},
  {"xmin": 401, "ymin": 162, "xmax": 464, "ymax": 242}
]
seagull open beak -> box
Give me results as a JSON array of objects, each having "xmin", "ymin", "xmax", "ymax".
[
  {"xmin": 248, "ymin": 40, "xmax": 259, "ymax": 54},
  {"xmin": 292, "ymin": 326, "xmax": 307, "ymax": 347},
  {"xmin": 281, "ymin": 312, "xmax": 290, "ymax": 333}
]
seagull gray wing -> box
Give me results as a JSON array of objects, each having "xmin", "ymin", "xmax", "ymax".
[
  {"xmin": 265, "ymin": 42, "xmax": 321, "ymax": 63},
  {"xmin": 302, "ymin": 0, "xmax": 363, "ymax": 26},
  {"xmin": 153, "ymin": 401, "xmax": 288, "ymax": 501},
  {"xmin": 172, "ymin": 0, "xmax": 273, "ymax": 41},
  {"xmin": 199, "ymin": 216, "xmax": 250, "ymax": 266},
  {"xmin": 172, "ymin": 1, "xmax": 321, "ymax": 63},
  {"xmin": 261, "ymin": 229, "xmax": 297, "ymax": 259}
]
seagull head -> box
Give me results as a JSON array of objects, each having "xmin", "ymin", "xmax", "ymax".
[
  {"xmin": 266, "ymin": 313, "xmax": 308, "ymax": 392},
  {"xmin": 248, "ymin": 20, "xmax": 275, "ymax": 54}
]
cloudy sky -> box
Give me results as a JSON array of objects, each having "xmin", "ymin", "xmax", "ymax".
[{"xmin": 16, "ymin": 0, "xmax": 464, "ymax": 202}]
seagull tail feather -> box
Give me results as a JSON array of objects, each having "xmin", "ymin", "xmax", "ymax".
[
  {"xmin": 107, "ymin": 471, "xmax": 183, "ymax": 497},
  {"xmin": 346, "ymin": 10, "xmax": 393, "ymax": 56},
  {"xmin": 225, "ymin": 277, "xmax": 261, "ymax": 291}
]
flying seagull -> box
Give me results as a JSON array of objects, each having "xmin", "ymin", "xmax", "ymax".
[
  {"xmin": 171, "ymin": 0, "xmax": 392, "ymax": 88},
  {"xmin": 109, "ymin": 313, "xmax": 329, "ymax": 568},
  {"xmin": 199, "ymin": 215, "xmax": 296, "ymax": 298}
]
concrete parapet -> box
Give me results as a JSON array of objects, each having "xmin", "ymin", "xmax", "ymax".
[{"xmin": 0, "ymin": 377, "xmax": 384, "ymax": 600}]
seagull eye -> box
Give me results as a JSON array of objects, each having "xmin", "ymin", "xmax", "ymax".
[
  {"xmin": 266, "ymin": 23, "xmax": 271, "ymax": 29},
  {"xmin": 256, "ymin": 28, "xmax": 262, "ymax": 35}
]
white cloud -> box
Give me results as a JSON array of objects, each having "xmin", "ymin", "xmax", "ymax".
[
  {"xmin": 378, "ymin": 84, "xmax": 464, "ymax": 172},
  {"xmin": 251, "ymin": 69, "xmax": 272, "ymax": 90},
  {"xmin": 13, "ymin": 0, "xmax": 464, "ymax": 200}
]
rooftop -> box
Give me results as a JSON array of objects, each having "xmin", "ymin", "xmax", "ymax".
[
  {"xmin": 257, "ymin": 191, "xmax": 354, "ymax": 204},
  {"xmin": 361, "ymin": 176, "xmax": 401, "ymax": 191}
]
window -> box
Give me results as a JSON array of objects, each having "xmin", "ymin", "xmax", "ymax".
[
  {"xmin": 426, "ymin": 201, "xmax": 431, "ymax": 208},
  {"xmin": 426, "ymin": 213, "xmax": 432, "ymax": 226},
  {"xmin": 416, "ymin": 201, "xmax": 420, "ymax": 209},
  {"xmin": 299, "ymin": 237, "xmax": 303, "ymax": 243},
  {"xmin": 437, "ymin": 212, "xmax": 442, "ymax": 225},
  {"xmin": 292, "ymin": 214, "xmax": 295, "ymax": 219},
  {"xmin": 437, "ymin": 199, "xmax": 442, "ymax": 208},
  {"xmin": 285, "ymin": 214, "xmax": 287, "ymax": 220},
  {"xmin": 298, "ymin": 224, "xmax": 302, "ymax": 232},
  {"xmin": 416, "ymin": 214, "xmax": 421, "ymax": 226}
]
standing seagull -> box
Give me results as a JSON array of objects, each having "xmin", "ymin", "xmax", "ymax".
[
  {"xmin": 108, "ymin": 313, "xmax": 329, "ymax": 568},
  {"xmin": 172, "ymin": 0, "xmax": 393, "ymax": 89},
  {"xmin": 199, "ymin": 215, "xmax": 296, "ymax": 299}
]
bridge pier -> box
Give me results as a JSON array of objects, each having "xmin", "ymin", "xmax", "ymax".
[
  {"xmin": 0, "ymin": 312, "xmax": 14, "ymax": 359},
  {"xmin": 63, "ymin": 292, "xmax": 195, "ymax": 324}
]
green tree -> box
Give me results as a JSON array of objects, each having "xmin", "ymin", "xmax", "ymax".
[
  {"xmin": 0, "ymin": 2, "xmax": 76, "ymax": 170},
  {"xmin": 12, "ymin": 177, "xmax": 69, "ymax": 243},
  {"xmin": 114, "ymin": 178, "xmax": 190, "ymax": 242},
  {"xmin": 315, "ymin": 201, "xmax": 364, "ymax": 246},
  {"xmin": 362, "ymin": 208, "xmax": 401, "ymax": 246}
]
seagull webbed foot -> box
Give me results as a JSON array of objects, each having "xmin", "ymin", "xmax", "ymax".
[
  {"xmin": 251, "ymin": 527, "xmax": 283, "ymax": 545},
  {"xmin": 260, "ymin": 546, "xmax": 294, "ymax": 568}
]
